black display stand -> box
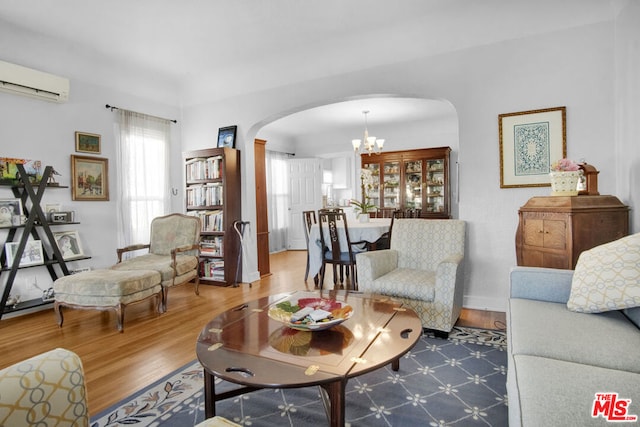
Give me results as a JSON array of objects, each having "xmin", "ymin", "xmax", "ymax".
[{"xmin": 0, "ymin": 164, "xmax": 89, "ymax": 319}]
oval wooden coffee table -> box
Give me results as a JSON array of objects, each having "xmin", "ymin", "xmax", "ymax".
[{"xmin": 196, "ymin": 290, "xmax": 422, "ymax": 427}]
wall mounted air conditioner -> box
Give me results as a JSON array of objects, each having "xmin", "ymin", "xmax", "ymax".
[{"xmin": 0, "ymin": 60, "xmax": 69, "ymax": 103}]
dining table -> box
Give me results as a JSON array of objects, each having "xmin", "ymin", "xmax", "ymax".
[{"xmin": 307, "ymin": 217, "xmax": 392, "ymax": 279}]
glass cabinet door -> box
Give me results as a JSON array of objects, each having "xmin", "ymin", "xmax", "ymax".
[
  {"xmin": 425, "ymin": 159, "xmax": 445, "ymax": 214},
  {"xmin": 382, "ymin": 161, "xmax": 400, "ymax": 208},
  {"xmin": 363, "ymin": 163, "xmax": 380, "ymax": 208},
  {"xmin": 404, "ymin": 160, "xmax": 422, "ymax": 210},
  {"xmin": 362, "ymin": 147, "xmax": 450, "ymax": 218}
]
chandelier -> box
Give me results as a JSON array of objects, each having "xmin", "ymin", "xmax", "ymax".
[{"xmin": 352, "ymin": 110, "xmax": 385, "ymax": 155}]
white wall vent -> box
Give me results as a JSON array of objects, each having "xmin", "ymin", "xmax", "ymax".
[{"xmin": 0, "ymin": 60, "xmax": 69, "ymax": 103}]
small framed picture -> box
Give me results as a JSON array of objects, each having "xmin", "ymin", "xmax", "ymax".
[
  {"xmin": 45, "ymin": 203, "xmax": 62, "ymax": 214},
  {"xmin": 499, "ymin": 106, "xmax": 566, "ymax": 188},
  {"xmin": 0, "ymin": 198, "xmax": 23, "ymax": 227},
  {"xmin": 71, "ymin": 155, "xmax": 109, "ymax": 201},
  {"xmin": 5, "ymin": 240, "xmax": 44, "ymax": 267},
  {"xmin": 217, "ymin": 125, "xmax": 237, "ymax": 148},
  {"xmin": 75, "ymin": 132, "xmax": 101, "ymax": 154},
  {"xmin": 52, "ymin": 230, "xmax": 84, "ymax": 260}
]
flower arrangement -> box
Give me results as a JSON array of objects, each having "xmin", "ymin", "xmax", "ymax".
[
  {"xmin": 550, "ymin": 158, "xmax": 580, "ymax": 172},
  {"xmin": 359, "ymin": 168, "xmax": 375, "ymax": 196}
]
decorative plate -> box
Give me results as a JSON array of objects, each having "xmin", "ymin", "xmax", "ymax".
[{"xmin": 268, "ymin": 296, "xmax": 353, "ymax": 331}]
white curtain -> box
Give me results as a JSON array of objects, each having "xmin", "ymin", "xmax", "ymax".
[
  {"xmin": 116, "ymin": 110, "xmax": 171, "ymax": 248},
  {"xmin": 266, "ymin": 150, "xmax": 291, "ymax": 253}
]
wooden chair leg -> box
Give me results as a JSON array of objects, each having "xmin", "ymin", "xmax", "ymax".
[
  {"xmin": 318, "ymin": 264, "xmax": 325, "ymax": 289},
  {"xmin": 115, "ymin": 303, "xmax": 125, "ymax": 333},
  {"xmin": 54, "ymin": 302, "xmax": 64, "ymax": 327}
]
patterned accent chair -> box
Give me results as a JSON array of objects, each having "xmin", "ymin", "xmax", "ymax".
[
  {"xmin": 0, "ymin": 348, "xmax": 89, "ymax": 426},
  {"xmin": 356, "ymin": 219, "xmax": 466, "ymax": 336},
  {"xmin": 111, "ymin": 213, "xmax": 201, "ymax": 311}
]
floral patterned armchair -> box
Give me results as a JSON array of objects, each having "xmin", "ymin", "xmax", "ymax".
[
  {"xmin": 356, "ymin": 219, "xmax": 466, "ymax": 336},
  {"xmin": 111, "ymin": 213, "xmax": 201, "ymax": 311}
]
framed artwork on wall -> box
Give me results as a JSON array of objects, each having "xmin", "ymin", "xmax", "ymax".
[
  {"xmin": 71, "ymin": 155, "xmax": 109, "ymax": 201},
  {"xmin": 217, "ymin": 125, "xmax": 237, "ymax": 148},
  {"xmin": 75, "ymin": 131, "xmax": 101, "ymax": 154},
  {"xmin": 499, "ymin": 106, "xmax": 566, "ymax": 188}
]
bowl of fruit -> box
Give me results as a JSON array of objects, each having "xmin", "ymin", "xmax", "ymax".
[{"xmin": 268, "ymin": 295, "xmax": 354, "ymax": 331}]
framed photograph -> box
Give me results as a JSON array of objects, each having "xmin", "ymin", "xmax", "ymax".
[
  {"xmin": 5, "ymin": 240, "xmax": 44, "ymax": 267},
  {"xmin": 71, "ymin": 155, "xmax": 109, "ymax": 201},
  {"xmin": 217, "ymin": 125, "xmax": 237, "ymax": 148},
  {"xmin": 0, "ymin": 198, "xmax": 22, "ymax": 227},
  {"xmin": 52, "ymin": 230, "xmax": 84, "ymax": 260},
  {"xmin": 499, "ymin": 106, "xmax": 566, "ymax": 188},
  {"xmin": 45, "ymin": 203, "xmax": 62, "ymax": 214},
  {"xmin": 75, "ymin": 131, "xmax": 101, "ymax": 154}
]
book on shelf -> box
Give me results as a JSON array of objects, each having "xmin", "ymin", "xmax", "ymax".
[
  {"xmin": 201, "ymin": 236, "xmax": 224, "ymax": 257},
  {"xmin": 186, "ymin": 183, "xmax": 223, "ymax": 207},
  {"xmin": 187, "ymin": 210, "xmax": 224, "ymax": 232},
  {"xmin": 186, "ymin": 156, "xmax": 223, "ymax": 181},
  {"xmin": 201, "ymin": 259, "xmax": 225, "ymax": 280}
]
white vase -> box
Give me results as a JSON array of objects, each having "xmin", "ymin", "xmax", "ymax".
[
  {"xmin": 549, "ymin": 171, "xmax": 580, "ymax": 196},
  {"xmin": 359, "ymin": 213, "xmax": 370, "ymax": 223}
]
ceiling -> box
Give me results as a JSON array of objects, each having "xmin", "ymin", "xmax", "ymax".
[{"xmin": 0, "ymin": 0, "xmax": 617, "ymax": 132}]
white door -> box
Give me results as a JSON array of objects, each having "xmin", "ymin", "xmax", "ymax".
[{"xmin": 288, "ymin": 158, "xmax": 323, "ymax": 250}]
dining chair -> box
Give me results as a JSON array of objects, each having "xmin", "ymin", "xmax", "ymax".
[
  {"xmin": 317, "ymin": 211, "xmax": 363, "ymax": 290},
  {"xmin": 367, "ymin": 214, "xmax": 395, "ymax": 251},
  {"xmin": 302, "ymin": 210, "xmax": 317, "ymax": 283},
  {"xmin": 379, "ymin": 207, "xmax": 396, "ymax": 218},
  {"xmin": 318, "ymin": 207, "xmax": 344, "ymax": 221}
]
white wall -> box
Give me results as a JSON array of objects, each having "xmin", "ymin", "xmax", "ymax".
[
  {"xmin": 182, "ymin": 21, "xmax": 634, "ymax": 311},
  {"xmin": 0, "ymin": 79, "xmax": 180, "ymax": 305},
  {"xmin": 2, "ymin": 8, "xmax": 638, "ymax": 313}
]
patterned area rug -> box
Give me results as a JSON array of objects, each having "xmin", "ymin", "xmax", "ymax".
[{"xmin": 91, "ymin": 327, "xmax": 507, "ymax": 427}]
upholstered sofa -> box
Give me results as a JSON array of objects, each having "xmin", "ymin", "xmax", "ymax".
[
  {"xmin": 356, "ymin": 219, "xmax": 466, "ymax": 335},
  {"xmin": 507, "ymin": 233, "xmax": 640, "ymax": 426}
]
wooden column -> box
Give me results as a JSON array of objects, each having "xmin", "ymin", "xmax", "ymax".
[{"xmin": 254, "ymin": 139, "xmax": 271, "ymax": 277}]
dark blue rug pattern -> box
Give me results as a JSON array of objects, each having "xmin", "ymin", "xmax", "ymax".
[{"xmin": 91, "ymin": 327, "xmax": 507, "ymax": 426}]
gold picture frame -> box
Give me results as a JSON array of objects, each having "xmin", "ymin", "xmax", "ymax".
[
  {"xmin": 71, "ymin": 155, "xmax": 109, "ymax": 201},
  {"xmin": 499, "ymin": 106, "xmax": 566, "ymax": 188},
  {"xmin": 75, "ymin": 131, "xmax": 101, "ymax": 154}
]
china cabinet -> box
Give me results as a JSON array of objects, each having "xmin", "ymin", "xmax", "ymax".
[
  {"xmin": 361, "ymin": 147, "xmax": 451, "ymax": 218},
  {"xmin": 1, "ymin": 164, "xmax": 90, "ymax": 319},
  {"xmin": 183, "ymin": 147, "xmax": 241, "ymax": 286},
  {"xmin": 515, "ymin": 195, "xmax": 629, "ymax": 269}
]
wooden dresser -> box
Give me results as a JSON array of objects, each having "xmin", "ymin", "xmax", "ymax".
[{"xmin": 515, "ymin": 195, "xmax": 629, "ymax": 269}]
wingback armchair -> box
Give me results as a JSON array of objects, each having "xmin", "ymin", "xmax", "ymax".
[
  {"xmin": 111, "ymin": 213, "xmax": 201, "ymax": 311},
  {"xmin": 356, "ymin": 219, "xmax": 466, "ymax": 335}
]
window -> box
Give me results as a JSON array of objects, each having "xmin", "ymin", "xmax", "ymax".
[{"xmin": 116, "ymin": 110, "xmax": 171, "ymax": 247}]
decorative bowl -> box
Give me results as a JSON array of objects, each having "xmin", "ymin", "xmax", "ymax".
[{"xmin": 268, "ymin": 296, "xmax": 353, "ymax": 331}]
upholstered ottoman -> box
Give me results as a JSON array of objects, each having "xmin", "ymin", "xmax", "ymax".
[{"xmin": 53, "ymin": 269, "xmax": 162, "ymax": 332}]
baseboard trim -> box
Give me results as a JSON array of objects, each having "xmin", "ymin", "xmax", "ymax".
[{"xmin": 463, "ymin": 295, "xmax": 507, "ymax": 312}]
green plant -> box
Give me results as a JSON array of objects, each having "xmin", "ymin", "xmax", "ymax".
[{"xmin": 350, "ymin": 199, "xmax": 376, "ymax": 216}]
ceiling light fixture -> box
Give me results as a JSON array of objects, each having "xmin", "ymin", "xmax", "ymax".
[{"xmin": 352, "ymin": 110, "xmax": 385, "ymax": 156}]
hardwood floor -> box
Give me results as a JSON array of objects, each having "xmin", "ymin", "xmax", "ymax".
[{"xmin": 0, "ymin": 250, "xmax": 505, "ymax": 416}]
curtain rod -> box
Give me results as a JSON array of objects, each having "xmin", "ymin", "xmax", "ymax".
[{"xmin": 105, "ymin": 104, "xmax": 177, "ymax": 123}]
